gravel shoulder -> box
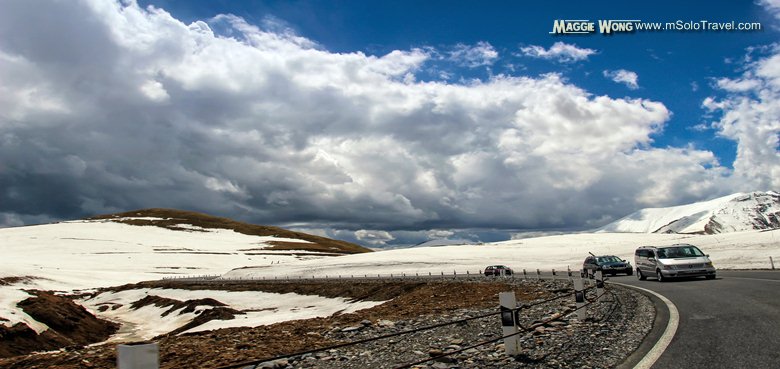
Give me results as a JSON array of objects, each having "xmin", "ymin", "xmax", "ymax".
[{"xmin": 0, "ymin": 278, "xmax": 654, "ymax": 369}]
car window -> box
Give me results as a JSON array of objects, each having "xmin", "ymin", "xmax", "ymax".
[{"xmin": 663, "ymin": 246, "xmax": 704, "ymax": 258}]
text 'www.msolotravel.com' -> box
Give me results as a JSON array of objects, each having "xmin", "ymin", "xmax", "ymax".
[{"xmin": 550, "ymin": 19, "xmax": 763, "ymax": 35}]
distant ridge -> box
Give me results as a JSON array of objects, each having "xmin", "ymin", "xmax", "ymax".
[
  {"xmin": 597, "ymin": 191, "xmax": 780, "ymax": 234},
  {"xmin": 90, "ymin": 208, "xmax": 372, "ymax": 254}
]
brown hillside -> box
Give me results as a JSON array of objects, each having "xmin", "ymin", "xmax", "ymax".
[{"xmin": 89, "ymin": 208, "xmax": 372, "ymax": 254}]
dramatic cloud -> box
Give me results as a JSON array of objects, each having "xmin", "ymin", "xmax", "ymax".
[
  {"xmin": 704, "ymin": 44, "xmax": 780, "ymax": 191},
  {"xmin": 519, "ymin": 42, "xmax": 597, "ymax": 63},
  {"xmin": 604, "ymin": 69, "xmax": 639, "ymax": 89},
  {"xmin": 0, "ymin": 0, "xmax": 752, "ymax": 245},
  {"xmin": 448, "ymin": 41, "xmax": 498, "ymax": 67}
]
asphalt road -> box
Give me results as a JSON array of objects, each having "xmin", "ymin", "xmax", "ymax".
[{"xmin": 610, "ymin": 270, "xmax": 780, "ymax": 369}]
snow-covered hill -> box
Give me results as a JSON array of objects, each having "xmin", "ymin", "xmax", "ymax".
[
  {"xmin": 597, "ymin": 191, "xmax": 780, "ymax": 234},
  {"xmin": 0, "ymin": 209, "xmax": 371, "ymax": 349}
]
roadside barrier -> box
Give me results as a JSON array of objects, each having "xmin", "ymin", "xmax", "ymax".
[
  {"xmin": 200, "ymin": 275, "xmax": 604, "ymax": 369},
  {"xmin": 161, "ymin": 267, "xmax": 589, "ymax": 283},
  {"xmin": 133, "ymin": 269, "xmax": 614, "ymax": 369}
]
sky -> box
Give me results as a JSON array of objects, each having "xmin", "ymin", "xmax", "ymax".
[{"xmin": 1, "ymin": 0, "xmax": 779, "ymax": 247}]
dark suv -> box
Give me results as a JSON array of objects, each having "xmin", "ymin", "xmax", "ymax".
[
  {"xmin": 484, "ymin": 265, "xmax": 513, "ymax": 276},
  {"xmin": 582, "ymin": 255, "xmax": 633, "ymax": 276}
]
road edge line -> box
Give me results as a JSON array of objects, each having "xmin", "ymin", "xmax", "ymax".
[{"xmin": 612, "ymin": 282, "xmax": 679, "ymax": 369}]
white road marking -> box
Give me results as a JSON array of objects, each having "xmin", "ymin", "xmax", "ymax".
[{"xmin": 611, "ymin": 282, "xmax": 679, "ymax": 369}]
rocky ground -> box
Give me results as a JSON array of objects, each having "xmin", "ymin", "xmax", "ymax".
[{"xmin": 0, "ymin": 278, "xmax": 653, "ymax": 369}]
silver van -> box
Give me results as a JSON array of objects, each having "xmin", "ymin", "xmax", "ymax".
[{"xmin": 634, "ymin": 244, "xmax": 716, "ymax": 282}]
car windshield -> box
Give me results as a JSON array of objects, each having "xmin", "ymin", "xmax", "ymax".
[
  {"xmin": 657, "ymin": 245, "xmax": 705, "ymax": 258},
  {"xmin": 597, "ymin": 256, "xmax": 621, "ymax": 263}
]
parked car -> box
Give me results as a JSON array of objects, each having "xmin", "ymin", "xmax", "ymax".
[
  {"xmin": 582, "ymin": 255, "xmax": 633, "ymax": 277},
  {"xmin": 484, "ymin": 265, "xmax": 513, "ymax": 276},
  {"xmin": 634, "ymin": 244, "xmax": 716, "ymax": 282}
]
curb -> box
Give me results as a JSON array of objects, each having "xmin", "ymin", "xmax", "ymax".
[{"xmin": 611, "ymin": 282, "xmax": 679, "ymax": 369}]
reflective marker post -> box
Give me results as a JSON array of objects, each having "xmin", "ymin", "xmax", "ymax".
[
  {"xmin": 595, "ymin": 270, "xmax": 605, "ymax": 297},
  {"xmin": 573, "ymin": 278, "xmax": 586, "ymax": 320},
  {"xmin": 551, "ymin": 269, "xmax": 556, "ymax": 280},
  {"xmin": 587, "ymin": 268, "xmax": 594, "ymax": 285},
  {"xmin": 499, "ymin": 292, "xmax": 520, "ymax": 356}
]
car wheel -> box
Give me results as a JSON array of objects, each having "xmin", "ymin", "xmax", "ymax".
[
  {"xmin": 627, "ymin": 270, "xmax": 633, "ymax": 276},
  {"xmin": 656, "ymin": 270, "xmax": 665, "ymax": 282},
  {"xmin": 637, "ymin": 269, "xmax": 646, "ymax": 280}
]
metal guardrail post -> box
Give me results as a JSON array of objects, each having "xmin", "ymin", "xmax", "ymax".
[
  {"xmin": 499, "ymin": 292, "xmax": 520, "ymax": 356},
  {"xmin": 595, "ymin": 270, "xmax": 604, "ymax": 297},
  {"xmin": 573, "ymin": 278, "xmax": 586, "ymax": 320}
]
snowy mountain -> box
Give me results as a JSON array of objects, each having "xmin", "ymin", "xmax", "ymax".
[{"xmin": 597, "ymin": 191, "xmax": 780, "ymax": 234}]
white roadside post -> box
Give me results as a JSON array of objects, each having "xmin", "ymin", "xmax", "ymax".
[
  {"xmin": 567, "ymin": 266, "xmax": 572, "ymax": 281},
  {"xmin": 117, "ymin": 342, "xmax": 159, "ymax": 369},
  {"xmin": 587, "ymin": 268, "xmax": 594, "ymax": 285},
  {"xmin": 499, "ymin": 292, "xmax": 520, "ymax": 356},
  {"xmin": 522, "ymin": 269, "xmax": 527, "ymax": 280},
  {"xmin": 573, "ymin": 278, "xmax": 586, "ymax": 320},
  {"xmin": 595, "ymin": 270, "xmax": 605, "ymax": 297},
  {"xmin": 551, "ymin": 269, "xmax": 556, "ymax": 280},
  {"xmin": 536, "ymin": 269, "xmax": 541, "ymax": 280}
]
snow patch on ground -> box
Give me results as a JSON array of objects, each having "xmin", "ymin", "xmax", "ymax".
[{"xmin": 80, "ymin": 288, "xmax": 384, "ymax": 341}]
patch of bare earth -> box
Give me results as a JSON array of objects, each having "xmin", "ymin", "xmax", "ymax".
[
  {"xmin": 0, "ymin": 291, "xmax": 119, "ymax": 359},
  {"xmin": 0, "ymin": 280, "xmax": 551, "ymax": 368},
  {"xmin": 89, "ymin": 208, "xmax": 372, "ymax": 254},
  {"xmin": 0, "ymin": 276, "xmax": 40, "ymax": 286}
]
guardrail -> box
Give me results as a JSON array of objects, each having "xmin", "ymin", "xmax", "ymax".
[
  {"xmin": 160, "ymin": 266, "xmax": 585, "ymax": 283},
  {"xmin": 122, "ymin": 269, "xmax": 612, "ymax": 368},
  {"xmin": 212, "ymin": 271, "xmax": 611, "ymax": 369}
]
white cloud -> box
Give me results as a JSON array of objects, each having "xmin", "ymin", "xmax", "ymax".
[
  {"xmin": 449, "ymin": 41, "xmax": 498, "ymax": 67},
  {"xmin": 761, "ymin": 0, "xmax": 780, "ymax": 19},
  {"xmin": 0, "ymin": 0, "xmax": 742, "ymax": 240},
  {"xmin": 354, "ymin": 230, "xmax": 395, "ymax": 245},
  {"xmin": 427, "ymin": 229, "xmax": 455, "ymax": 239},
  {"xmin": 704, "ymin": 44, "xmax": 780, "ymax": 191},
  {"xmin": 603, "ymin": 69, "xmax": 639, "ymax": 89},
  {"xmin": 519, "ymin": 42, "xmax": 596, "ymax": 63}
]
